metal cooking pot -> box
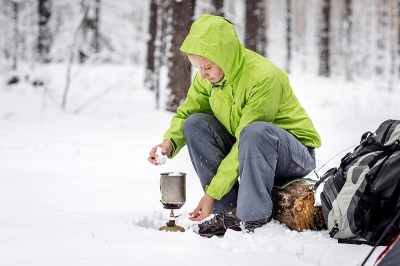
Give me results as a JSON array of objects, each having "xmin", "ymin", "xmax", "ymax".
[{"xmin": 160, "ymin": 172, "xmax": 186, "ymax": 209}]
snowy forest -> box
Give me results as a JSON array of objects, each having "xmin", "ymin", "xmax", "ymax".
[
  {"xmin": 2, "ymin": 1, "xmax": 400, "ymax": 265},
  {"xmin": 1, "ymin": 0, "xmax": 400, "ymax": 111}
]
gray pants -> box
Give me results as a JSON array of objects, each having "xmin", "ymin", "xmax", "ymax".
[{"xmin": 183, "ymin": 113, "xmax": 316, "ymax": 222}]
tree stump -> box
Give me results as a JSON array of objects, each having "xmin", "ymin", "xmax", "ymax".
[{"xmin": 271, "ymin": 181, "xmax": 326, "ymax": 232}]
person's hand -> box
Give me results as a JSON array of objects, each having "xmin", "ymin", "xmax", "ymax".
[
  {"xmin": 148, "ymin": 140, "xmax": 173, "ymax": 165},
  {"xmin": 189, "ymin": 194, "xmax": 214, "ymax": 221}
]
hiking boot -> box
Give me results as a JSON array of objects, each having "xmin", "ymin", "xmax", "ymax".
[
  {"xmin": 241, "ymin": 216, "xmax": 272, "ymax": 233},
  {"xmin": 194, "ymin": 211, "xmax": 241, "ymax": 237}
]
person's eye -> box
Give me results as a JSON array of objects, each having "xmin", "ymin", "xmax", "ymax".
[{"xmin": 204, "ymin": 67, "xmax": 211, "ymax": 70}]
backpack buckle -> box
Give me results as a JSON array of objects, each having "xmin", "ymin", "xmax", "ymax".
[{"xmin": 329, "ymin": 224, "xmax": 339, "ymax": 238}]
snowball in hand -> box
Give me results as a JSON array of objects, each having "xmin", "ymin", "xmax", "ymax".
[{"xmin": 155, "ymin": 147, "xmax": 167, "ymax": 165}]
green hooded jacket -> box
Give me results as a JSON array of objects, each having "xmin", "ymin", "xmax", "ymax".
[{"xmin": 163, "ymin": 14, "xmax": 321, "ymax": 200}]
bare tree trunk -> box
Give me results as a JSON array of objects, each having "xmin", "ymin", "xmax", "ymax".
[
  {"xmin": 62, "ymin": 5, "xmax": 90, "ymax": 110},
  {"xmin": 344, "ymin": 0, "xmax": 352, "ymax": 81},
  {"xmin": 145, "ymin": 0, "xmax": 170, "ymax": 108},
  {"xmin": 78, "ymin": 0, "xmax": 101, "ymax": 62},
  {"xmin": 376, "ymin": 0, "xmax": 389, "ymax": 78},
  {"xmin": 245, "ymin": 0, "xmax": 267, "ymax": 56},
  {"xmin": 212, "ymin": 0, "xmax": 224, "ymax": 16},
  {"xmin": 12, "ymin": 1, "xmax": 19, "ymax": 70},
  {"xmin": 38, "ymin": 0, "xmax": 52, "ymax": 63},
  {"xmin": 159, "ymin": 0, "xmax": 172, "ymax": 67},
  {"xmin": 92, "ymin": 0, "xmax": 100, "ymax": 53},
  {"xmin": 158, "ymin": 0, "xmax": 172, "ymax": 109},
  {"xmin": 397, "ymin": 0, "xmax": 400, "ymax": 77},
  {"xmin": 165, "ymin": 0, "xmax": 195, "ymax": 112},
  {"xmin": 398, "ymin": 0, "xmax": 400, "ymax": 78},
  {"xmin": 293, "ymin": 1, "xmax": 307, "ymax": 73},
  {"xmin": 145, "ymin": 0, "xmax": 158, "ymax": 91},
  {"xmin": 388, "ymin": 0, "xmax": 397, "ymax": 91},
  {"xmin": 285, "ymin": 0, "xmax": 292, "ymax": 73},
  {"xmin": 319, "ymin": 0, "xmax": 331, "ymax": 77}
]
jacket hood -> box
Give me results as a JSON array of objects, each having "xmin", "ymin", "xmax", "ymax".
[{"xmin": 180, "ymin": 14, "xmax": 244, "ymax": 83}]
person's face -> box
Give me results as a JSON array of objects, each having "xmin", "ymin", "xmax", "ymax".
[{"xmin": 187, "ymin": 54, "xmax": 224, "ymax": 83}]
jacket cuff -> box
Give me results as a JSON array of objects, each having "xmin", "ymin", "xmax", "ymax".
[
  {"xmin": 205, "ymin": 184, "xmax": 223, "ymax": 201},
  {"xmin": 167, "ymin": 138, "xmax": 177, "ymax": 158}
]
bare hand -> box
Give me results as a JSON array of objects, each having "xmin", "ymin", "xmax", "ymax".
[
  {"xmin": 148, "ymin": 140, "xmax": 173, "ymax": 165},
  {"xmin": 189, "ymin": 194, "xmax": 214, "ymax": 221}
]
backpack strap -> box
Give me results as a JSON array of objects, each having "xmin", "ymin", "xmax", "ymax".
[
  {"xmin": 367, "ymin": 142, "xmax": 400, "ymax": 170},
  {"xmin": 379, "ymin": 119, "xmax": 397, "ymax": 144},
  {"xmin": 360, "ymin": 210, "xmax": 400, "ymax": 266},
  {"xmin": 355, "ymin": 190, "xmax": 389, "ymax": 207},
  {"xmin": 342, "ymin": 210, "xmax": 400, "ymax": 248},
  {"xmin": 314, "ymin": 167, "xmax": 337, "ymax": 190},
  {"xmin": 338, "ymin": 238, "xmax": 377, "ymax": 246},
  {"xmin": 361, "ymin": 165, "xmax": 400, "ymax": 247},
  {"xmin": 365, "ymin": 141, "xmax": 400, "ymax": 190},
  {"xmin": 360, "ymin": 131, "xmax": 373, "ymax": 145},
  {"xmin": 360, "ymin": 147, "xmax": 397, "ymax": 209},
  {"xmin": 363, "ymin": 210, "xmax": 400, "ymax": 243}
]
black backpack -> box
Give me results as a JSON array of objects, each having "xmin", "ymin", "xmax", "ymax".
[{"xmin": 315, "ymin": 119, "xmax": 400, "ymax": 245}]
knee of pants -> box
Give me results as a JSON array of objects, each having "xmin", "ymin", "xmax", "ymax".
[
  {"xmin": 240, "ymin": 121, "xmax": 276, "ymax": 146},
  {"xmin": 183, "ymin": 113, "xmax": 210, "ymax": 133}
]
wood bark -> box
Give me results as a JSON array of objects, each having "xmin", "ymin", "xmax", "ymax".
[{"xmin": 271, "ymin": 181, "xmax": 326, "ymax": 232}]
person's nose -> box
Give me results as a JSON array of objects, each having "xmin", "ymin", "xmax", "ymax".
[{"xmin": 199, "ymin": 70, "xmax": 208, "ymax": 80}]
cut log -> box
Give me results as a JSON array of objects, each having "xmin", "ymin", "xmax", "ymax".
[{"xmin": 271, "ymin": 181, "xmax": 326, "ymax": 232}]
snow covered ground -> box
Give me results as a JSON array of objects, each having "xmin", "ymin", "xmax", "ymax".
[{"xmin": 0, "ymin": 64, "xmax": 398, "ymax": 265}]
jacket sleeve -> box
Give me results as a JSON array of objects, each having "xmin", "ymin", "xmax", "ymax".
[
  {"xmin": 205, "ymin": 75, "xmax": 281, "ymax": 200},
  {"xmin": 163, "ymin": 74, "xmax": 213, "ymax": 157}
]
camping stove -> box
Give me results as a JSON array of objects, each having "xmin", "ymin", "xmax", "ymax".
[{"xmin": 159, "ymin": 172, "xmax": 186, "ymax": 232}]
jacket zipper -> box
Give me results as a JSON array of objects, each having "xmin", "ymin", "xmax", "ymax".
[{"xmin": 210, "ymin": 80, "xmax": 226, "ymax": 97}]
